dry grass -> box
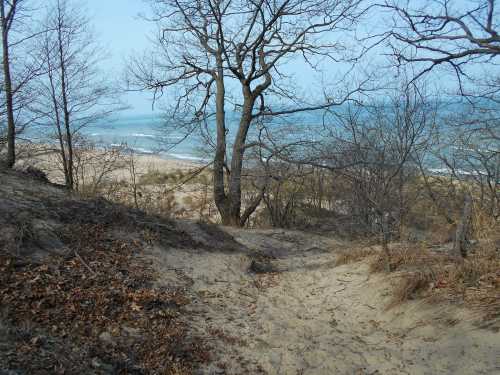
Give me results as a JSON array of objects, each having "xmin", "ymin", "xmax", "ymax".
[
  {"xmin": 381, "ymin": 243, "xmax": 499, "ymax": 321},
  {"xmin": 472, "ymin": 209, "xmax": 499, "ymax": 239},
  {"xmin": 389, "ymin": 270, "xmax": 436, "ymax": 307},
  {"xmin": 369, "ymin": 243, "xmax": 448, "ymax": 273},
  {"xmin": 334, "ymin": 239, "xmax": 499, "ymax": 322},
  {"xmin": 334, "ymin": 245, "xmax": 379, "ymax": 266}
]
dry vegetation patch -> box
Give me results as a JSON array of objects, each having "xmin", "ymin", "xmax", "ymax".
[
  {"xmin": 385, "ymin": 246, "xmax": 499, "ymax": 322},
  {"xmin": 334, "ymin": 245, "xmax": 379, "ymax": 266},
  {"xmin": 0, "ymin": 221, "xmax": 210, "ymax": 374},
  {"xmin": 335, "ymin": 242, "xmax": 500, "ymax": 324}
]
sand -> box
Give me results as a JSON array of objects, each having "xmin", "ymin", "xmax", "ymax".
[
  {"xmin": 11, "ymin": 146, "xmax": 499, "ymax": 374},
  {"xmin": 15, "ymin": 144, "xmax": 201, "ymax": 184},
  {"xmin": 146, "ymin": 224, "xmax": 499, "ymax": 375},
  {"xmin": 15, "ymin": 144, "xmax": 216, "ymax": 220}
]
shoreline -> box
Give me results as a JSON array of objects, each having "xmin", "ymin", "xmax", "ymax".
[
  {"xmin": 15, "ymin": 142, "xmax": 206, "ymax": 185},
  {"xmin": 17, "ymin": 139, "xmax": 209, "ymax": 165},
  {"xmin": 131, "ymin": 149, "xmax": 209, "ymax": 165}
]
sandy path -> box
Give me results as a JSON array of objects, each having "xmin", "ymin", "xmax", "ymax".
[{"xmin": 146, "ymin": 225, "xmax": 499, "ymax": 375}]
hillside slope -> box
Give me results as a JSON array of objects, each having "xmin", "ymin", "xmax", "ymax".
[
  {"xmin": 1, "ymin": 169, "xmax": 498, "ymax": 374},
  {"xmin": 0, "ymin": 169, "xmax": 210, "ymax": 374}
]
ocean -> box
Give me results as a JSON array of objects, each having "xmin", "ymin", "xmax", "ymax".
[
  {"xmin": 83, "ymin": 114, "xmax": 207, "ymax": 162},
  {"xmin": 66, "ymin": 111, "xmax": 321, "ymax": 162},
  {"xmin": 24, "ymin": 103, "xmax": 497, "ymax": 176},
  {"xmin": 24, "ymin": 113, "xmax": 209, "ymax": 162}
]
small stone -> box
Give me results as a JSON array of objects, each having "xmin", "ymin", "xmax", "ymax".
[
  {"xmin": 122, "ymin": 325, "xmax": 141, "ymax": 337},
  {"xmin": 98, "ymin": 331, "xmax": 115, "ymax": 345},
  {"xmin": 249, "ymin": 259, "xmax": 278, "ymax": 273}
]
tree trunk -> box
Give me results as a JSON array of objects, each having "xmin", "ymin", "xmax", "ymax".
[
  {"xmin": 381, "ymin": 211, "xmax": 392, "ymax": 272},
  {"xmin": 226, "ymin": 89, "xmax": 254, "ymax": 226},
  {"xmin": 213, "ymin": 64, "xmax": 231, "ymax": 223},
  {"xmin": 57, "ymin": 9, "xmax": 74, "ymax": 189},
  {"xmin": 1, "ymin": 3, "xmax": 16, "ymax": 168},
  {"xmin": 47, "ymin": 59, "xmax": 70, "ymax": 186},
  {"xmin": 213, "ymin": 75, "xmax": 261, "ymax": 227},
  {"xmin": 453, "ymin": 192, "xmax": 473, "ymax": 258}
]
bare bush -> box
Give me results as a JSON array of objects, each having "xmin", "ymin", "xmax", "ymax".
[
  {"xmin": 258, "ymin": 162, "xmax": 304, "ymax": 228},
  {"xmin": 72, "ymin": 141, "xmax": 126, "ymax": 195},
  {"xmin": 304, "ymin": 84, "xmax": 434, "ymax": 267},
  {"xmin": 413, "ymin": 103, "xmax": 500, "ymax": 255}
]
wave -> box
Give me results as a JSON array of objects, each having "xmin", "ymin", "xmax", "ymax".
[
  {"xmin": 451, "ymin": 145, "xmax": 499, "ymax": 154},
  {"xmin": 428, "ymin": 167, "xmax": 486, "ymax": 176},
  {"xmin": 163, "ymin": 153, "xmax": 207, "ymax": 162},
  {"xmin": 130, "ymin": 147, "xmax": 156, "ymax": 155},
  {"xmin": 130, "ymin": 133, "xmax": 185, "ymax": 141},
  {"xmin": 131, "ymin": 133, "xmax": 156, "ymax": 138}
]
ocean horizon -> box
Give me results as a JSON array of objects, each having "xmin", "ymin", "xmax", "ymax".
[
  {"xmin": 27, "ymin": 111, "xmax": 325, "ymax": 163},
  {"xmin": 24, "ymin": 100, "xmax": 494, "ymax": 174}
]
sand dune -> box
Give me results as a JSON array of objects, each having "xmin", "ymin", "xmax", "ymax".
[
  {"xmin": 1, "ymin": 169, "xmax": 497, "ymax": 374},
  {"xmin": 147, "ymin": 225, "xmax": 499, "ymax": 375}
]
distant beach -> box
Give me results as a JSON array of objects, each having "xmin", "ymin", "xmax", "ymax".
[{"xmin": 25, "ymin": 113, "xmax": 209, "ymax": 163}]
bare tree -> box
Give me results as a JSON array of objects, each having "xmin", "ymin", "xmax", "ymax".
[
  {"xmin": 35, "ymin": 0, "xmax": 122, "ymax": 189},
  {"xmin": 0, "ymin": 0, "xmax": 19, "ymax": 168},
  {"xmin": 0, "ymin": 0, "xmax": 44, "ymax": 167},
  {"xmin": 128, "ymin": 0, "xmax": 369, "ymax": 226},
  {"xmin": 383, "ymin": 0, "xmax": 499, "ymax": 99},
  {"xmin": 373, "ymin": 1, "xmax": 499, "ymax": 258}
]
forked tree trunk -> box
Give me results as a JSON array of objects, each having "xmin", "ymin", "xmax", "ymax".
[
  {"xmin": 212, "ymin": 47, "xmax": 271, "ymax": 227},
  {"xmin": 213, "ymin": 79, "xmax": 261, "ymax": 227}
]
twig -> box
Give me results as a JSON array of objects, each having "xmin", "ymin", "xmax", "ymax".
[
  {"xmin": 164, "ymin": 161, "xmax": 214, "ymax": 194},
  {"xmin": 135, "ymin": 220, "xmax": 174, "ymax": 228},
  {"xmin": 74, "ymin": 249, "xmax": 96, "ymax": 275}
]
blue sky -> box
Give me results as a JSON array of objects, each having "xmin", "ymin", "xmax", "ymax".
[
  {"xmin": 82, "ymin": 0, "xmax": 494, "ymax": 117},
  {"xmin": 87, "ymin": 0, "xmax": 154, "ymax": 114},
  {"xmin": 84, "ymin": 0, "xmax": 372, "ymax": 116},
  {"xmin": 78, "ymin": 0, "xmax": 498, "ymax": 116}
]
